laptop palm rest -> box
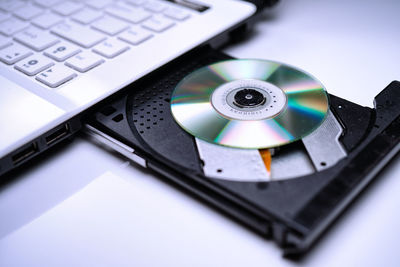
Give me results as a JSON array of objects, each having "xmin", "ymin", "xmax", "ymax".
[{"xmin": 0, "ymin": 75, "xmax": 65, "ymax": 157}]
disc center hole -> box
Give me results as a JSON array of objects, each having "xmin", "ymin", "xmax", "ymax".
[{"xmin": 233, "ymin": 88, "xmax": 266, "ymax": 108}]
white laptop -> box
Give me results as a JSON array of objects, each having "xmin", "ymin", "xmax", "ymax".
[{"xmin": 0, "ymin": 0, "xmax": 256, "ymax": 175}]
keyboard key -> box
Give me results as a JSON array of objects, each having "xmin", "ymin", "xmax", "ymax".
[
  {"xmin": 164, "ymin": 7, "xmax": 190, "ymax": 21},
  {"xmin": 86, "ymin": 0, "xmax": 113, "ymax": 10},
  {"xmin": 142, "ymin": 16, "xmax": 175, "ymax": 32},
  {"xmin": 14, "ymin": 27, "xmax": 59, "ymax": 51},
  {"xmin": 91, "ymin": 16, "xmax": 129, "ymax": 36},
  {"xmin": 52, "ymin": 2, "xmax": 83, "ymax": 16},
  {"xmin": 36, "ymin": 64, "xmax": 76, "ymax": 88},
  {"xmin": 51, "ymin": 22, "xmax": 106, "ymax": 48},
  {"xmin": 105, "ymin": 4, "xmax": 151, "ymax": 24},
  {"xmin": 65, "ymin": 52, "xmax": 104, "ymax": 72},
  {"xmin": 15, "ymin": 54, "xmax": 54, "ymax": 76},
  {"xmin": 0, "ymin": 0, "xmax": 24, "ymax": 12},
  {"xmin": 44, "ymin": 41, "xmax": 81, "ymax": 61},
  {"xmin": 0, "ymin": 35, "xmax": 12, "ymax": 49},
  {"xmin": 34, "ymin": 0, "xmax": 62, "ymax": 8},
  {"xmin": 13, "ymin": 4, "xmax": 44, "ymax": 20},
  {"xmin": 126, "ymin": 0, "xmax": 147, "ymax": 7},
  {"xmin": 32, "ymin": 12, "xmax": 63, "ymax": 29},
  {"xmin": 93, "ymin": 39, "xmax": 129, "ymax": 58},
  {"xmin": 144, "ymin": 1, "xmax": 167, "ymax": 13},
  {"xmin": 0, "ymin": 43, "xmax": 33, "ymax": 64},
  {"xmin": 72, "ymin": 8, "xmax": 103, "ymax": 25},
  {"xmin": 0, "ymin": 18, "xmax": 29, "ymax": 36},
  {"xmin": 118, "ymin": 27, "xmax": 153, "ymax": 45}
]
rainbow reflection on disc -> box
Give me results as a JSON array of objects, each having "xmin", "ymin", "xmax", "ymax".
[{"xmin": 170, "ymin": 59, "xmax": 329, "ymax": 149}]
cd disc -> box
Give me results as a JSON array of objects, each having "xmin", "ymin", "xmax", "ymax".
[{"xmin": 170, "ymin": 59, "xmax": 329, "ymax": 149}]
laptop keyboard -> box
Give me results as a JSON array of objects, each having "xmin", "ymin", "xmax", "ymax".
[{"xmin": 0, "ymin": 0, "xmax": 192, "ymax": 88}]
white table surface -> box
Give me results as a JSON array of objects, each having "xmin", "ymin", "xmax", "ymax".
[{"xmin": 1, "ymin": 0, "xmax": 400, "ymax": 266}]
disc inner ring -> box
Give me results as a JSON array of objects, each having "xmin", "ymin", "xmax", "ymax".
[{"xmin": 211, "ymin": 79, "xmax": 287, "ymax": 121}]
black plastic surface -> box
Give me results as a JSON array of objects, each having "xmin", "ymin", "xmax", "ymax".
[
  {"xmin": 245, "ymin": 0, "xmax": 280, "ymax": 10},
  {"xmin": 329, "ymin": 95, "xmax": 374, "ymax": 152}
]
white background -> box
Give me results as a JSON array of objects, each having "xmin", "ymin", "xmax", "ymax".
[{"xmin": 1, "ymin": 0, "xmax": 400, "ymax": 266}]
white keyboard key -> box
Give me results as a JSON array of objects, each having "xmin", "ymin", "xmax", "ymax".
[
  {"xmin": 0, "ymin": 0, "xmax": 24, "ymax": 12},
  {"xmin": 0, "ymin": 43, "xmax": 33, "ymax": 64},
  {"xmin": 36, "ymin": 64, "xmax": 76, "ymax": 88},
  {"xmin": 0, "ymin": 35, "xmax": 12, "ymax": 49},
  {"xmin": 14, "ymin": 4, "xmax": 44, "ymax": 20},
  {"xmin": 126, "ymin": 0, "xmax": 147, "ymax": 7},
  {"xmin": 144, "ymin": 1, "xmax": 167, "ymax": 13},
  {"xmin": 14, "ymin": 27, "xmax": 59, "ymax": 51},
  {"xmin": 51, "ymin": 22, "xmax": 106, "ymax": 48},
  {"xmin": 142, "ymin": 16, "xmax": 175, "ymax": 33},
  {"xmin": 164, "ymin": 7, "xmax": 190, "ymax": 21},
  {"xmin": 34, "ymin": 0, "xmax": 62, "ymax": 8},
  {"xmin": 0, "ymin": 11, "xmax": 10, "ymax": 22},
  {"xmin": 72, "ymin": 8, "xmax": 103, "ymax": 25},
  {"xmin": 32, "ymin": 12, "xmax": 63, "ymax": 29},
  {"xmin": 91, "ymin": 16, "xmax": 129, "ymax": 36},
  {"xmin": 106, "ymin": 4, "xmax": 151, "ymax": 24},
  {"xmin": 44, "ymin": 41, "xmax": 80, "ymax": 61},
  {"xmin": 86, "ymin": 0, "xmax": 113, "ymax": 10},
  {"xmin": 118, "ymin": 27, "xmax": 153, "ymax": 45},
  {"xmin": 0, "ymin": 18, "xmax": 28, "ymax": 36},
  {"xmin": 52, "ymin": 2, "xmax": 83, "ymax": 16},
  {"xmin": 15, "ymin": 54, "xmax": 54, "ymax": 76},
  {"xmin": 65, "ymin": 51, "xmax": 104, "ymax": 72},
  {"xmin": 93, "ymin": 39, "xmax": 129, "ymax": 58}
]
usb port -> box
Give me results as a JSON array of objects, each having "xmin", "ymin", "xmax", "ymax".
[
  {"xmin": 12, "ymin": 143, "xmax": 38, "ymax": 165},
  {"xmin": 45, "ymin": 124, "xmax": 70, "ymax": 145}
]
